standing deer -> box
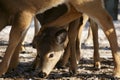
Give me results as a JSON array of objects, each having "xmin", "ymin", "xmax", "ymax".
[{"xmin": 0, "ymin": 0, "xmax": 119, "ymax": 78}]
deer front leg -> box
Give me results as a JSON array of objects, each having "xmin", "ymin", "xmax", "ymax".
[
  {"xmin": 0, "ymin": 11, "xmax": 33, "ymax": 76},
  {"xmin": 8, "ymin": 29, "xmax": 29, "ymax": 71}
]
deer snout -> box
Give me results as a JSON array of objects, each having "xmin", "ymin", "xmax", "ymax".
[{"xmin": 38, "ymin": 71, "xmax": 47, "ymax": 78}]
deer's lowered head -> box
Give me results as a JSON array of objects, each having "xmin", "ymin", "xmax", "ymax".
[{"xmin": 32, "ymin": 27, "xmax": 68, "ymax": 78}]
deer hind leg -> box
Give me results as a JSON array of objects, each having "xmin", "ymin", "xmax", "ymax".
[
  {"xmin": 89, "ymin": 19, "xmax": 100, "ymax": 69},
  {"xmin": 31, "ymin": 17, "xmax": 41, "ymax": 69},
  {"xmin": 34, "ymin": 17, "xmax": 41, "ymax": 36},
  {"xmin": 77, "ymin": 14, "xmax": 89, "ymax": 61},
  {"xmin": 0, "ymin": 11, "xmax": 33, "ymax": 76},
  {"xmin": 84, "ymin": 26, "xmax": 93, "ymax": 45},
  {"xmin": 56, "ymin": 24, "xmax": 77, "ymax": 69},
  {"xmin": 20, "ymin": 42, "xmax": 26, "ymax": 53},
  {"xmin": 78, "ymin": 15, "xmax": 100, "ymax": 69},
  {"xmin": 68, "ymin": 18, "xmax": 82, "ymax": 74},
  {"xmin": 71, "ymin": 1, "xmax": 120, "ymax": 77}
]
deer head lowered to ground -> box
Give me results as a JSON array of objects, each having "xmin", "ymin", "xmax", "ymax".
[{"xmin": 33, "ymin": 26, "xmax": 68, "ymax": 77}]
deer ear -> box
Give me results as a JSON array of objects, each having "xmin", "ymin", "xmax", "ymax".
[{"xmin": 55, "ymin": 29, "xmax": 67, "ymax": 44}]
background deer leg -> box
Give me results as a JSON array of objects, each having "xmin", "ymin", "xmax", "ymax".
[
  {"xmin": 34, "ymin": 17, "xmax": 41, "ymax": 36},
  {"xmin": 57, "ymin": 17, "xmax": 83, "ymax": 68},
  {"xmin": 84, "ymin": 27, "xmax": 93, "ymax": 45},
  {"xmin": 71, "ymin": 1, "xmax": 120, "ymax": 77},
  {"xmin": 89, "ymin": 19, "xmax": 101, "ymax": 69},
  {"xmin": 77, "ymin": 14, "xmax": 89, "ymax": 61},
  {"xmin": 68, "ymin": 18, "xmax": 82, "ymax": 74}
]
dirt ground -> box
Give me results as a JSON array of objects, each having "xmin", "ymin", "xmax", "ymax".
[{"xmin": 0, "ymin": 20, "xmax": 120, "ymax": 80}]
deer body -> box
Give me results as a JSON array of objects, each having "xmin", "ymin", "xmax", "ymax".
[{"xmin": 0, "ymin": 0, "xmax": 66, "ymax": 14}]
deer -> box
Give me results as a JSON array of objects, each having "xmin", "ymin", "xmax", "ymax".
[
  {"xmin": 32, "ymin": 4, "xmax": 100, "ymax": 78},
  {"xmin": 0, "ymin": 0, "xmax": 119, "ymax": 78}
]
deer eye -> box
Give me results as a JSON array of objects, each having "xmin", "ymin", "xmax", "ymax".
[{"xmin": 49, "ymin": 53, "xmax": 54, "ymax": 58}]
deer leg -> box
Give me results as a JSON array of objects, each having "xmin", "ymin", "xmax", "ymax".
[
  {"xmin": 89, "ymin": 19, "xmax": 101, "ymax": 69},
  {"xmin": 20, "ymin": 44, "xmax": 26, "ymax": 53},
  {"xmin": 77, "ymin": 14, "xmax": 89, "ymax": 61},
  {"xmin": 34, "ymin": 17, "xmax": 41, "ymax": 36},
  {"xmin": 92, "ymin": 11, "xmax": 120, "ymax": 77},
  {"xmin": 8, "ymin": 42, "xmax": 23, "ymax": 71},
  {"xmin": 84, "ymin": 27, "xmax": 93, "ymax": 45},
  {"xmin": 72, "ymin": 2, "xmax": 120, "ymax": 77},
  {"xmin": 32, "ymin": 17, "xmax": 41, "ymax": 46},
  {"xmin": 68, "ymin": 18, "xmax": 81, "ymax": 74},
  {"xmin": 31, "ymin": 17, "xmax": 42, "ymax": 69},
  {"xmin": 8, "ymin": 28, "xmax": 28, "ymax": 71},
  {"xmin": 21, "ymin": 17, "xmax": 40, "ymax": 53},
  {"xmin": 0, "ymin": 11, "xmax": 33, "ymax": 76},
  {"xmin": 57, "ymin": 14, "xmax": 88, "ymax": 69}
]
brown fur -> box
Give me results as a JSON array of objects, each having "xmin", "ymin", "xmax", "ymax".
[
  {"xmin": 0, "ymin": 0, "xmax": 120, "ymax": 78},
  {"xmin": 34, "ymin": 1, "xmax": 120, "ymax": 78},
  {"xmin": 33, "ymin": 14, "xmax": 99, "ymax": 77}
]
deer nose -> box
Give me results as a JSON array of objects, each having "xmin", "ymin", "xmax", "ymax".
[{"xmin": 38, "ymin": 71, "xmax": 47, "ymax": 78}]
